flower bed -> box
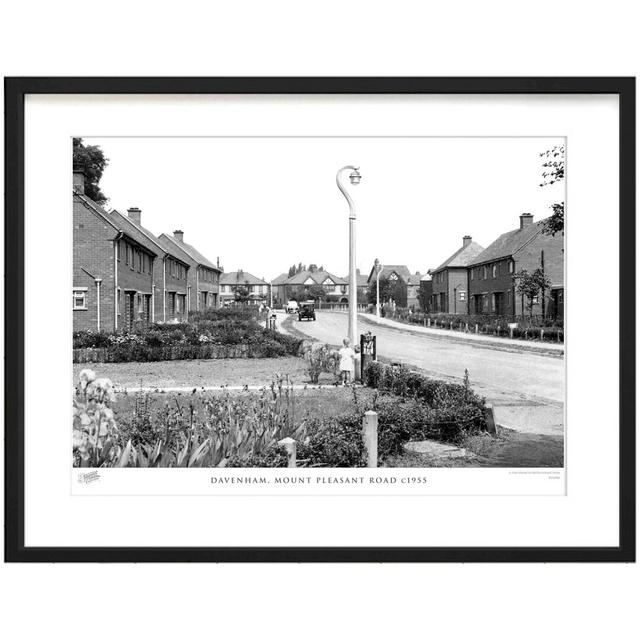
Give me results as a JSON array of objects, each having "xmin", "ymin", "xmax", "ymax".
[
  {"xmin": 73, "ymin": 363, "xmax": 489, "ymax": 468},
  {"xmin": 73, "ymin": 308, "xmax": 301, "ymax": 363}
]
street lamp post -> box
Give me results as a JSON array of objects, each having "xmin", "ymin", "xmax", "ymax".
[
  {"xmin": 374, "ymin": 257, "xmax": 383, "ymax": 318},
  {"xmin": 336, "ymin": 165, "xmax": 361, "ymax": 346}
]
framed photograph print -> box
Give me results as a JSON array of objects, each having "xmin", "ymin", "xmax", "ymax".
[{"xmin": 4, "ymin": 77, "xmax": 635, "ymax": 562}]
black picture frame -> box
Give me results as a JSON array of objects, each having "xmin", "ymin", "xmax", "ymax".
[{"xmin": 4, "ymin": 77, "xmax": 635, "ymax": 563}]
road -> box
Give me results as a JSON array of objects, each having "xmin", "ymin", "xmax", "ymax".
[{"xmin": 284, "ymin": 310, "xmax": 564, "ymax": 436}]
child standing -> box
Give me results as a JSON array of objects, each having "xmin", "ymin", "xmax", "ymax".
[{"xmin": 338, "ymin": 338, "xmax": 356, "ymax": 386}]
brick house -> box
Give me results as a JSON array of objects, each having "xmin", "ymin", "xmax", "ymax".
[
  {"xmin": 73, "ymin": 175, "xmax": 157, "ymax": 332},
  {"xmin": 419, "ymin": 274, "xmax": 433, "ymax": 312},
  {"xmin": 340, "ymin": 269, "xmax": 370, "ymax": 304},
  {"xmin": 219, "ymin": 271, "xmax": 270, "ymax": 306},
  {"xmin": 282, "ymin": 269, "xmax": 349, "ymax": 303},
  {"xmin": 270, "ymin": 272, "xmax": 291, "ymax": 307},
  {"xmin": 467, "ymin": 213, "xmax": 564, "ymax": 318},
  {"xmin": 366, "ymin": 264, "xmax": 423, "ymax": 309},
  {"xmin": 73, "ymin": 169, "xmax": 191, "ymax": 330},
  {"xmin": 429, "ymin": 236, "xmax": 485, "ymax": 314},
  {"xmin": 158, "ymin": 231, "xmax": 222, "ymax": 311}
]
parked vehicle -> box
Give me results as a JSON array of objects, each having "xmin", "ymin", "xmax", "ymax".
[
  {"xmin": 298, "ymin": 302, "xmax": 316, "ymax": 321},
  {"xmin": 285, "ymin": 300, "xmax": 299, "ymax": 314}
]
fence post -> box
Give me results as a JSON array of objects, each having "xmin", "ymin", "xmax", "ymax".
[
  {"xmin": 540, "ymin": 328, "xmax": 544, "ymax": 341},
  {"xmin": 362, "ymin": 411, "xmax": 378, "ymax": 468},
  {"xmin": 427, "ymin": 317, "xmax": 431, "ymax": 327},
  {"xmin": 484, "ymin": 404, "xmax": 497, "ymax": 435},
  {"xmin": 475, "ymin": 324, "xmax": 479, "ymax": 334},
  {"xmin": 278, "ymin": 437, "xmax": 297, "ymax": 468}
]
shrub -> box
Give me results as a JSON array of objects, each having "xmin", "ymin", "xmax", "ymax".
[
  {"xmin": 298, "ymin": 414, "xmax": 366, "ymax": 467},
  {"xmin": 72, "ymin": 315, "xmax": 302, "ymax": 362},
  {"xmin": 302, "ymin": 343, "xmax": 339, "ymax": 383}
]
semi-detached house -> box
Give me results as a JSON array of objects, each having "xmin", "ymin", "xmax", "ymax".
[{"xmin": 467, "ymin": 213, "xmax": 564, "ymax": 318}]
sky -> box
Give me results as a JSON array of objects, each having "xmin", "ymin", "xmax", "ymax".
[{"xmin": 85, "ymin": 136, "xmax": 565, "ymax": 282}]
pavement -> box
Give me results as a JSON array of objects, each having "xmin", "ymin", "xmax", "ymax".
[{"xmin": 278, "ymin": 310, "xmax": 565, "ymax": 438}]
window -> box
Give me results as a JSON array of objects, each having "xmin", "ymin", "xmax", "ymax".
[
  {"xmin": 532, "ymin": 294, "xmax": 539, "ymax": 304},
  {"xmin": 483, "ymin": 266, "xmax": 487, "ymax": 280},
  {"xmin": 73, "ymin": 288, "xmax": 87, "ymax": 310},
  {"xmin": 509, "ymin": 261, "xmax": 514, "ymax": 274},
  {"xmin": 492, "ymin": 264, "xmax": 497, "ymax": 278},
  {"xmin": 116, "ymin": 241, "xmax": 121, "ymax": 261},
  {"xmin": 138, "ymin": 252, "xmax": 143, "ymax": 272},
  {"xmin": 470, "ymin": 269, "xmax": 474, "ymax": 281},
  {"xmin": 124, "ymin": 243, "xmax": 129, "ymax": 265},
  {"xmin": 459, "ymin": 290, "xmax": 466, "ymax": 301}
]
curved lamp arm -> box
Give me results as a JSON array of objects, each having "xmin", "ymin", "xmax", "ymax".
[{"xmin": 336, "ymin": 165, "xmax": 359, "ymax": 219}]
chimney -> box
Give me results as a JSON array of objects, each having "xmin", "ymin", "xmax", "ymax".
[
  {"xmin": 519, "ymin": 213, "xmax": 534, "ymax": 229},
  {"xmin": 462, "ymin": 235, "xmax": 472, "ymax": 247},
  {"xmin": 173, "ymin": 230, "xmax": 184, "ymax": 243},
  {"xmin": 127, "ymin": 207, "xmax": 142, "ymax": 226},
  {"xmin": 73, "ymin": 167, "xmax": 85, "ymax": 194}
]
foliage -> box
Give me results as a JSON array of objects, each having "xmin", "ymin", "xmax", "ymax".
[
  {"xmin": 374, "ymin": 308, "xmax": 564, "ymax": 339},
  {"xmin": 73, "ymin": 362, "xmax": 492, "ymax": 469},
  {"xmin": 74, "ymin": 372, "xmax": 304, "ymax": 468},
  {"xmin": 232, "ymin": 284, "xmax": 251, "ymax": 303},
  {"xmin": 543, "ymin": 201, "xmax": 564, "ymax": 237},
  {"xmin": 539, "ymin": 145, "xmax": 565, "ymax": 186},
  {"xmin": 73, "ymin": 307, "xmax": 302, "ymax": 362},
  {"xmin": 363, "ymin": 361, "xmax": 487, "ymax": 444},
  {"xmin": 73, "ymin": 138, "xmax": 109, "ymax": 203},
  {"xmin": 301, "ymin": 343, "xmax": 340, "ymax": 383},
  {"xmin": 367, "ymin": 275, "xmax": 398, "ymax": 306},
  {"xmin": 513, "ymin": 268, "xmax": 552, "ymax": 317},
  {"xmin": 539, "ymin": 145, "xmax": 565, "ymax": 236},
  {"xmin": 298, "ymin": 415, "xmax": 366, "ymax": 467}
]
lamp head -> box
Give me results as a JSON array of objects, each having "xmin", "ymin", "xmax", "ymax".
[{"xmin": 349, "ymin": 168, "xmax": 362, "ymax": 185}]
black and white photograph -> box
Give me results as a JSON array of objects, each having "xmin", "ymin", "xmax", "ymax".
[{"xmin": 72, "ymin": 135, "xmax": 565, "ymax": 474}]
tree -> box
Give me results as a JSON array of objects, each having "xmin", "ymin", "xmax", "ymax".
[
  {"xmin": 306, "ymin": 284, "xmax": 327, "ymax": 302},
  {"xmin": 367, "ymin": 276, "xmax": 395, "ymax": 306},
  {"xmin": 232, "ymin": 283, "xmax": 251, "ymax": 304},
  {"xmin": 513, "ymin": 268, "xmax": 551, "ymax": 317},
  {"xmin": 73, "ymin": 138, "xmax": 109, "ymax": 204},
  {"xmin": 539, "ymin": 145, "xmax": 565, "ymax": 236}
]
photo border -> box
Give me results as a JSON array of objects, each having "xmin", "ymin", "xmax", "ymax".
[{"xmin": 4, "ymin": 77, "xmax": 635, "ymax": 562}]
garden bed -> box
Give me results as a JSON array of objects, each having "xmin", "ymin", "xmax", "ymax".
[
  {"xmin": 73, "ymin": 307, "xmax": 301, "ymax": 363},
  {"xmin": 73, "ymin": 361, "xmax": 490, "ymax": 468}
]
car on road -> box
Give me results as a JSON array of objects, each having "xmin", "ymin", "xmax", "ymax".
[
  {"xmin": 285, "ymin": 300, "xmax": 299, "ymax": 314},
  {"xmin": 298, "ymin": 302, "xmax": 316, "ymax": 321}
]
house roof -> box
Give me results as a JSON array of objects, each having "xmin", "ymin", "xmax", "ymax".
[
  {"xmin": 366, "ymin": 264, "xmax": 415, "ymax": 284},
  {"xmin": 220, "ymin": 271, "xmax": 269, "ymax": 286},
  {"xmin": 432, "ymin": 241, "xmax": 485, "ymax": 273},
  {"xmin": 468, "ymin": 220, "xmax": 546, "ymax": 266},
  {"xmin": 75, "ymin": 191, "xmax": 164, "ymax": 257},
  {"xmin": 340, "ymin": 272, "xmax": 369, "ymax": 287},
  {"xmin": 158, "ymin": 233, "xmax": 221, "ymax": 271},
  {"xmin": 271, "ymin": 272, "xmax": 291, "ymax": 285},
  {"xmin": 284, "ymin": 270, "xmax": 348, "ymax": 286}
]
